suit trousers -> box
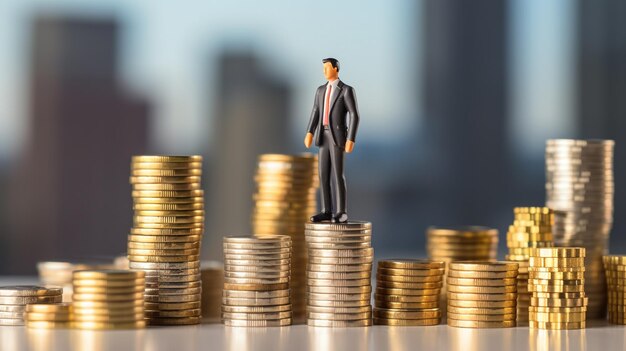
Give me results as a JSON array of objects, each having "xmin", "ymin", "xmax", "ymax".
[{"xmin": 318, "ymin": 128, "xmax": 347, "ymax": 214}]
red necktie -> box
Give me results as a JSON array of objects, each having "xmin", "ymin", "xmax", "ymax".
[{"xmin": 323, "ymin": 84, "xmax": 332, "ymax": 126}]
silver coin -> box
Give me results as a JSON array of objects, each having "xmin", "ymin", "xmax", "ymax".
[
  {"xmin": 0, "ymin": 318, "xmax": 25, "ymax": 326},
  {"xmin": 222, "ymin": 296, "xmax": 290, "ymax": 306},
  {"xmin": 307, "ymin": 278, "xmax": 371, "ymax": 287},
  {"xmin": 0, "ymin": 286, "xmax": 63, "ymax": 297},
  {"xmin": 304, "ymin": 221, "xmax": 372, "ymax": 231},
  {"xmin": 308, "ymin": 264, "xmax": 372, "ymax": 272},
  {"xmin": 222, "ymin": 289, "xmax": 290, "ymax": 299},
  {"xmin": 224, "ymin": 271, "xmax": 290, "ymax": 279},
  {"xmin": 0, "ymin": 295, "xmax": 62, "ymax": 305},
  {"xmin": 223, "ymin": 253, "xmax": 292, "ymax": 261},
  {"xmin": 307, "ymin": 286, "xmax": 371, "ymax": 294},
  {"xmin": 221, "ymin": 304, "xmax": 291, "ymax": 313},
  {"xmin": 223, "ymin": 277, "xmax": 289, "ymax": 285},
  {"xmin": 223, "ymin": 259, "xmax": 290, "ymax": 266},
  {"xmin": 130, "ymin": 261, "xmax": 200, "ymax": 270},
  {"xmin": 307, "ymin": 242, "xmax": 372, "ymax": 249},
  {"xmin": 308, "ymin": 256, "xmax": 373, "ymax": 265},
  {"xmin": 224, "ymin": 264, "xmax": 290, "ymax": 273},
  {"xmin": 145, "ymin": 287, "xmax": 202, "ymax": 295}
]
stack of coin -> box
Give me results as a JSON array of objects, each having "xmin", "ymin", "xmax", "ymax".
[
  {"xmin": 546, "ymin": 139, "xmax": 613, "ymax": 318},
  {"xmin": 374, "ymin": 259, "xmax": 444, "ymax": 326},
  {"xmin": 129, "ymin": 155, "xmax": 204, "ymax": 326},
  {"xmin": 505, "ymin": 207, "xmax": 555, "ymax": 324},
  {"xmin": 201, "ymin": 260, "xmax": 224, "ymax": 322},
  {"xmin": 222, "ymin": 235, "xmax": 292, "ymax": 327},
  {"xmin": 251, "ymin": 154, "xmax": 318, "ymax": 321},
  {"xmin": 528, "ymin": 247, "xmax": 587, "ymax": 329},
  {"xmin": 0, "ymin": 286, "xmax": 63, "ymax": 326},
  {"xmin": 602, "ymin": 255, "xmax": 626, "ymax": 324},
  {"xmin": 305, "ymin": 221, "xmax": 373, "ymax": 327},
  {"xmin": 38, "ymin": 261, "xmax": 115, "ymax": 302},
  {"xmin": 426, "ymin": 226, "xmax": 499, "ymax": 315},
  {"xmin": 24, "ymin": 303, "xmax": 72, "ymax": 329},
  {"xmin": 447, "ymin": 262, "xmax": 518, "ymax": 328},
  {"xmin": 72, "ymin": 270, "xmax": 146, "ymax": 330}
]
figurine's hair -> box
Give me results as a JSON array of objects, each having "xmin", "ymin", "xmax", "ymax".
[{"xmin": 322, "ymin": 58, "xmax": 340, "ymax": 72}]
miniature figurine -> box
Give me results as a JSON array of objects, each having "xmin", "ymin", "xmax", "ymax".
[{"xmin": 304, "ymin": 58, "xmax": 360, "ymax": 223}]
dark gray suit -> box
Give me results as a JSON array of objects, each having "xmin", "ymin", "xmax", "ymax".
[{"xmin": 306, "ymin": 80, "xmax": 360, "ymax": 214}]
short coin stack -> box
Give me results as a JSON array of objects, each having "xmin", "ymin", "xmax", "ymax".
[
  {"xmin": 374, "ymin": 259, "xmax": 445, "ymax": 326},
  {"xmin": 546, "ymin": 139, "xmax": 613, "ymax": 318},
  {"xmin": 305, "ymin": 221, "xmax": 373, "ymax": 327},
  {"xmin": 24, "ymin": 303, "xmax": 72, "ymax": 329},
  {"xmin": 129, "ymin": 155, "xmax": 204, "ymax": 326},
  {"xmin": 602, "ymin": 255, "xmax": 626, "ymax": 324},
  {"xmin": 447, "ymin": 261, "xmax": 519, "ymax": 328},
  {"xmin": 201, "ymin": 261, "xmax": 224, "ymax": 322},
  {"xmin": 222, "ymin": 235, "xmax": 292, "ymax": 327},
  {"xmin": 38, "ymin": 261, "xmax": 114, "ymax": 302},
  {"xmin": 528, "ymin": 247, "xmax": 587, "ymax": 329},
  {"xmin": 0, "ymin": 286, "xmax": 63, "ymax": 326},
  {"xmin": 426, "ymin": 226, "xmax": 499, "ymax": 315},
  {"xmin": 251, "ymin": 154, "xmax": 318, "ymax": 321},
  {"xmin": 505, "ymin": 207, "xmax": 555, "ymax": 324},
  {"xmin": 72, "ymin": 270, "xmax": 146, "ymax": 330}
]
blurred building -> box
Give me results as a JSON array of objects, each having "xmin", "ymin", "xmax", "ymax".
[
  {"xmin": 575, "ymin": 0, "xmax": 626, "ymax": 252},
  {"xmin": 421, "ymin": 0, "xmax": 514, "ymax": 239},
  {"xmin": 205, "ymin": 52, "xmax": 292, "ymax": 260},
  {"xmin": 5, "ymin": 15, "xmax": 150, "ymax": 274}
]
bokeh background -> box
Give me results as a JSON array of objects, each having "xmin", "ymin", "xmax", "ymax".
[{"xmin": 0, "ymin": 0, "xmax": 624, "ymax": 274}]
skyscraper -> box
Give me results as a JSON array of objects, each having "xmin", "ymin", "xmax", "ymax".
[
  {"xmin": 205, "ymin": 51, "xmax": 291, "ymax": 260},
  {"xmin": 5, "ymin": 15, "xmax": 150, "ymax": 274}
]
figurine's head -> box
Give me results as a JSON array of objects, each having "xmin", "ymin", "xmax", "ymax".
[{"xmin": 322, "ymin": 58, "xmax": 339, "ymax": 81}]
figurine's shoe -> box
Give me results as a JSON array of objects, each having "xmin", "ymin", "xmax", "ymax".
[
  {"xmin": 331, "ymin": 212, "xmax": 348, "ymax": 223},
  {"xmin": 310, "ymin": 212, "xmax": 333, "ymax": 222}
]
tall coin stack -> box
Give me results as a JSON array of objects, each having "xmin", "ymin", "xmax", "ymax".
[
  {"xmin": 305, "ymin": 221, "xmax": 373, "ymax": 327},
  {"xmin": 24, "ymin": 303, "xmax": 72, "ymax": 329},
  {"xmin": 528, "ymin": 247, "xmax": 587, "ymax": 329},
  {"xmin": 446, "ymin": 262, "xmax": 519, "ymax": 328},
  {"xmin": 72, "ymin": 270, "xmax": 146, "ymax": 330},
  {"xmin": 546, "ymin": 139, "xmax": 614, "ymax": 318},
  {"xmin": 602, "ymin": 255, "xmax": 626, "ymax": 324},
  {"xmin": 251, "ymin": 154, "xmax": 318, "ymax": 321},
  {"xmin": 129, "ymin": 155, "xmax": 204, "ymax": 326},
  {"xmin": 426, "ymin": 226, "xmax": 499, "ymax": 315},
  {"xmin": 201, "ymin": 261, "xmax": 224, "ymax": 322},
  {"xmin": 505, "ymin": 207, "xmax": 555, "ymax": 324},
  {"xmin": 222, "ymin": 235, "xmax": 292, "ymax": 327},
  {"xmin": 0, "ymin": 286, "xmax": 63, "ymax": 326},
  {"xmin": 374, "ymin": 259, "xmax": 445, "ymax": 326}
]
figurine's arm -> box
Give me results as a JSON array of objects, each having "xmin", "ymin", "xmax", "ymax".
[
  {"xmin": 304, "ymin": 88, "xmax": 320, "ymax": 148},
  {"xmin": 344, "ymin": 87, "xmax": 360, "ymax": 153}
]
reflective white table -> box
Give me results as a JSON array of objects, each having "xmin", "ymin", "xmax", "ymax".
[{"xmin": 1, "ymin": 277, "xmax": 625, "ymax": 351}]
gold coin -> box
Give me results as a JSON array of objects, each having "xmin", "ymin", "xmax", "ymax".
[
  {"xmin": 448, "ymin": 312, "xmax": 516, "ymax": 322},
  {"xmin": 72, "ymin": 278, "xmax": 144, "ymax": 287},
  {"xmin": 134, "ymin": 215, "xmax": 204, "ymax": 224},
  {"xmin": 221, "ymin": 304, "xmax": 291, "ymax": 313},
  {"xmin": 222, "ymin": 296, "xmax": 290, "ymax": 306},
  {"xmin": 223, "ymin": 282, "xmax": 288, "ymax": 291},
  {"xmin": 0, "ymin": 286, "xmax": 63, "ymax": 297},
  {"xmin": 447, "ymin": 306, "xmax": 516, "ymax": 315},
  {"xmin": 128, "ymin": 255, "xmax": 200, "ymax": 263},
  {"xmin": 376, "ymin": 274, "xmax": 440, "ymax": 284},
  {"xmin": 377, "ymin": 267, "xmax": 445, "ymax": 277},
  {"xmin": 447, "ymin": 319, "xmax": 516, "ymax": 328},
  {"xmin": 375, "ymin": 286, "xmax": 440, "ymax": 295},
  {"xmin": 528, "ymin": 285, "xmax": 584, "ymax": 293},
  {"xmin": 529, "ymin": 321, "xmax": 585, "ymax": 329},
  {"xmin": 147, "ymin": 316, "xmax": 201, "ymax": 325},
  {"xmin": 132, "ymin": 189, "xmax": 204, "ymax": 198},
  {"xmin": 145, "ymin": 294, "xmax": 200, "ymax": 303},
  {"xmin": 530, "ymin": 247, "xmax": 585, "ymax": 258},
  {"xmin": 528, "ymin": 306, "xmax": 587, "ymax": 313},
  {"xmin": 373, "ymin": 308, "xmax": 440, "ymax": 319},
  {"xmin": 528, "ymin": 278, "xmax": 584, "ymax": 286},
  {"xmin": 144, "ymin": 302, "xmax": 200, "ymax": 311},
  {"xmin": 373, "ymin": 317, "xmax": 440, "ymax": 326},
  {"xmin": 133, "ymin": 196, "xmax": 203, "ymax": 204},
  {"xmin": 73, "ymin": 313, "xmax": 145, "ymax": 322},
  {"xmin": 134, "ymin": 209, "xmax": 205, "ymax": 217},
  {"xmin": 374, "ymin": 294, "xmax": 439, "ymax": 303},
  {"xmin": 222, "ymin": 289, "xmax": 289, "ymax": 299},
  {"xmin": 73, "ymin": 285, "xmax": 144, "ymax": 294},
  {"xmin": 376, "ymin": 276, "xmax": 442, "ymax": 286},
  {"xmin": 132, "ymin": 155, "xmax": 202, "ymax": 163},
  {"xmin": 131, "ymin": 161, "xmax": 202, "ymax": 169},
  {"xmin": 447, "ymin": 292, "xmax": 517, "ymax": 301},
  {"xmin": 528, "ymin": 312, "xmax": 586, "ymax": 322},
  {"xmin": 223, "ymin": 311, "xmax": 292, "ymax": 320},
  {"xmin": 24, "ymin": 312, "xmax": 71, "ymax": 321},
  {"xmin": 448, "ymin": 300, "xmax": 516, "ymax": 308},
  {"xmin": 374, "ymin": 300, "xmax": 438, "ymax": 309},
  {"xmin": 308, "ymin": 256, "xmax": 373, "ymax": 265},
  {"xmin": 308, "ymin": 264, "xmax": 372, "ymax": 273},
  {"xmin": 146, "ymin": 309, "xmax": 200, "ymax": 318},
  {"xmin": 449, "ymin": 261, "xmax": 519, "ymax": 272},
  {"xmin": 133, "ymin": 222, "xmax": 203, "ymax": 229},
  {"xmin": 447, "ymin": 270, "xmax": 518, "ymax": 279},
  {"xmin": 224, "ymin": 318, "xmax": 291, "ymax": 327},
  {"xmin": 308, "ymin": 299, "xmax": 370, "ymax": 308},
  {"xmin": 127, "ymin": 248, "xmax": 200, "ymax": 256},
  {"xmin": 528, "ymin": 267, "xmax": 585, "ymax": 273},
  {"xmin": 130, "ymin": 176, "xmax": 201, "ymax": 184},
  {"xmin": 447, "ymin": 277, "xmax": 517, "ymax": 287},
  {"xmin": 134, "ymin": 202, "xmax": 204, "ymax": 211},
  {"xmin": 531, "ymin": 292, "xmax": 585, "ymax": 299},
  {"xmin": 308, "ymin": 278, "xmax": 370, "ymax": 287},
  {"xmin": 72, "ymin": 292, "xmax": 144, "ymax": 302},
  {"xmin": 131, "ymin": 168, "xmax": 202, "ymax": 176},
  {"xmin": 529, "ymin": 257, "xmax": 585, "ymax": 268},
  {"xmin": 377, "ymin": 259, "xmax": 445, "ymax": 270},
  {"xmin": 25, "ymin": 321, "xmax": 71, "ymax": 329},
  {"xmin": 133, "ymin": 183, "xmax": 200, "ymax": 191},
  {"xmin": 129, "ymin": 261, "xmax": 200, "ymax": 270},
  {"xmin": 447, "ymin": 285, "xmax": 517, "ymax": 294},
  {"xmin": 306, "ymin": 319, "xmax": 371, "ymax": 327},
  {"xmin": 529, "ymin": 297, "xmax": 588, "ymax": 307},
  {"xmin": 427, "ymin": 226, "xmax": 498, "ymax": 237},
  {"xmin": 128, "ymin": 241, "xmax": 199, "ymax": 250},
  {"xmin": 128, "ymin": 234, "xmax": 202, "ymax": 243},
  {"xmin": 307, "ymin": 271, "xmax": 371, "ymax": 280},
  {"xmin": 73, "ymin": 306, "xmax": 144, "ymax": 316},
  {"xmin": 73, "ymin": 320, "xmax": 146, "ymax": 330},
  {"xmin": 25, "ymin": 303, "xmax": 71, "ymax": 313},
  {"xmin": 306, "ymin": 305, "xmax": 371, "ymax": 314},
  {"xmin": 528, "ymin": 271, "xmax": 586, "ymax": 280}
]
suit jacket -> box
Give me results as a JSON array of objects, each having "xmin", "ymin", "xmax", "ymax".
[{"xmin": 306, "ymin": 80, "xmax": 360, "ymax": 148}]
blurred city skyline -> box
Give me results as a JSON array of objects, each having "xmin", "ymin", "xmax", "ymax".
[{"xmin": 0, "ymin": 0, "xmax": 625, "ymax": 274}]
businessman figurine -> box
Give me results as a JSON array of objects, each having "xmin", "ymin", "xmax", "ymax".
[{"xmin": 304, "ymin": 58, "xmax": 360, "ymax": 224}]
